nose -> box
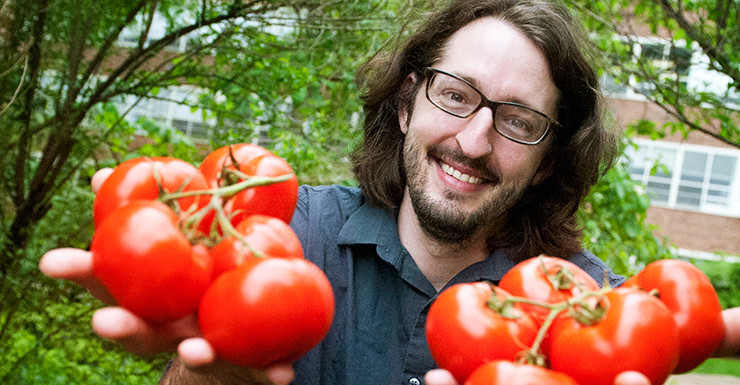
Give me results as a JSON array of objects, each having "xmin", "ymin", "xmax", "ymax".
[{"xmin": 454, "ymin": 107, "xmax": 494, "ymax": 159}]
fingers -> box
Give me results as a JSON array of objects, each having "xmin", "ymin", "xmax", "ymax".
[
  {"xmin": 178, "ymin": 338, "xmax": 217, "ymax": 367},
  {"xmin": 92, "ymin": 308, "xmax": 201, "ymax": 356},
  {"xmin": 264, "ymin": 364, "xmax": 296, "ymax": 385},
  {"xmin": 424, "ymin": 369, "xmax": 458, "ymax": 385},
  {"xmin": 715, "ymin": 307, "xmax": 740, "ymax": 357},
  {"xmin": 423, "ymin": 368, "xmax": 650, "ymax": 385},
  {"xmin": 614, "ymin": 371, "xmax": 651, "ymax": 385},
  {"xmin": 178, "ymin": 338, "xmax": 294, "ymax": 384},
  {"xmin": 91, "ymin": 167, "xmax": 114, "ymax": 193},
  {"xmin": 39, "ymin": 248, "xmax": 116, "ymax": 304}
]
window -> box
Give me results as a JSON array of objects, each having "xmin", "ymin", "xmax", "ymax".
[
  {"xmin": 624, "ymin": 139, "xmax": 740, "ymax": 217},
  {"xmin": 600, "ymin": 36, "xmax": 740, "ymax": 108},
  {"xmin": 114, "ymin": 85, "xmax": 213, "ymax": 138}
]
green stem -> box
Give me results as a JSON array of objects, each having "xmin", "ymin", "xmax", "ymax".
[
  {"xmin": 204, "ymin": 194, "xmax": 266, "ymax": 258},
  {"xmin": 163, "ymin": 173, "xmax": 293, "ymax": 201}
]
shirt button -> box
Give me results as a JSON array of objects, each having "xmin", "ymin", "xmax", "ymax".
[{"xmin": 409, "ymin": 378, "xmax": 421, "ymax": 385}]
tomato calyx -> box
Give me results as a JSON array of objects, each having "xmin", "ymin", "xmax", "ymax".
[
  {"xmin": 485, "ymin": 284, "xmax": 521, "ymax": 320},
  {"xmin": 156, "ymin": 171, "xmax": 293, "ymax": 246}
]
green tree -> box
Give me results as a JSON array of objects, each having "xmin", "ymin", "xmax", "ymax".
[
  {"xmin": 564, "ymin": 0, "xmax": 740, "ymax": 148},
  {"xmin": 0, "ymin": 0, "xmax": 412, "ymax": 381}
]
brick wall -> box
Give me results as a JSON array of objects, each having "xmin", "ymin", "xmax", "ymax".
[
  {"xmin": 645, "ymin": 206, "xmax": 740, "ymax": 255},
  {"xmin": 607, "ymin": 97, "xmax": 740, "ymax": 256}
]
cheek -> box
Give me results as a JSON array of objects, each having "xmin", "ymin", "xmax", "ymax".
[
  {"xmin": 406, "ymin": 101, "xmax": 462, "ymax": 144},
  {"xmin": 495, "ymin": 144, "xmax": 548, "ymax": 181}
]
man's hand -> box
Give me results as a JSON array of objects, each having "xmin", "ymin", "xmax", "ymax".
[
  {"xmin": 425, "ymin": 369, "xmax": 651, "ymax": 385},
  {"xmin": 39, "ymin": 247, "xmax": 295, "ymax": 384},
  {"xmin": 716, "ymin": 307, "xmax": 740, "ymax": 357}
]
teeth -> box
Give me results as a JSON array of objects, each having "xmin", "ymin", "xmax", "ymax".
[{"xmin": 440, "ymin": 162, "xmax": 483, "ymax": 185}]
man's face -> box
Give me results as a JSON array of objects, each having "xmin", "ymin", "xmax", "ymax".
[{"xmin": 399, "ymin": 16, "xmax": 560, "ymax": 244}]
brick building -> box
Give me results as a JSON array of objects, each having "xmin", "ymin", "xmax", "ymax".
[{"xmin": 604, "ymin": 37, "xmax": 740, "ymax": 261}]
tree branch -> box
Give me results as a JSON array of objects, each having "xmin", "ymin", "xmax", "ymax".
[{"xmin": 656, "ymin": 0, "xmax": 740, "ymax": 86}]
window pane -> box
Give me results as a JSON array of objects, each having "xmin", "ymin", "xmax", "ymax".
[
  {"xmin": 624, "ymin": 145, "xmax": 649, "ymax": 179},
  {"xmin": 647, "ymin": 180, "xmax": 671, "ymax": 202},
  {"xmin": 710, "ymin": 155, "xmax": 736, "ymax": 185},
  {"xmin": 641, "ymin": 43, "xmax": 665, "ymax": 60},
  {"xmin": 706, "ymin": 155, "xmax": 737, "ymax": 207},
  {"xmin": 650, "ymin": 147, "xmax": 676, "ymax": 178},
  {"xmin": 669, "ymin": 46, "xmax": 692, "ymax": 75},
  {"xmin": 680, "ymin": 151, "xmax": 707, "ymax": 183},
  {"xmin": 677, "ymin": 185, "xmax": 702, "ymax": 207}
]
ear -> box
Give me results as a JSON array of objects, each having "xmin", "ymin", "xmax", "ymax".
[
  {"xmin": 532, "ymin": 155, "xmax": 554, "ymax": 186},
  {"xmin": 398, "ymin": 73, "xmax": 418, "ymax": 134}
]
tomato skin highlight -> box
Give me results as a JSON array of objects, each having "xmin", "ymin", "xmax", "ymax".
[
  {"xmin": 93, "ymin": 157, "xmax": 210, "ymax": 229},
  {"xmin": 91, "ymin": 200, "xmax": 213, "ymax": 324},
  {"xmin": 198, "ymin": 257, "xmax": 335, "ymax": 368},
  {"xmin": 498, "ymin": 255, "xmax": 600, "ymax": 327},
  {"xmin": 623, "ymin": 259, "xmax": 725, "ymax": 373},
  {"xmin": 426, "ymin": 282, "xmax": 539, "ymax": 384},
  {"xmin": 209, "ymin": 215, "xmax": 304, "ymax": 279},
  {"xmin": 465, "ymin": 361, "xmax": 579, "ymax": 385},
  {"xmin": 199, "ymin": 143, "xmax": 299, "ymax": 227},
  {"xmin": 547, "ymin": 287, "xmax": 680, "ymax": 385}
]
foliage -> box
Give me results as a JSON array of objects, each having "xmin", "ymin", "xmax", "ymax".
[
  {"xmin": 563, "ymin": 0, "xmax": 740, "ymax": 149},
  {"xmin": 694, "ymin": 259, "xmax": 740, "ymax": 309},
  {"xmin": 579, "ymin": 136, "xmax": 675, "ymax": 277}
]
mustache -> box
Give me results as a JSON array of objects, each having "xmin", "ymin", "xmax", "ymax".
[{"xmin": 428, "ymin": 147, "xmax": 501, "ymax": 184}]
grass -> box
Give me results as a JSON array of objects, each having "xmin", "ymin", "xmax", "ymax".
[{"xmin": 691, "ymin": 358, "xmax": 740, "ymax": 376}]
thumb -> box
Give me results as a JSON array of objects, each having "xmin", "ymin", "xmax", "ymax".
[
  {"xmin": 425, "ymin": 369, "xmax": 459, "ymax": 385},
  {"xmin": 614, "ymin": 371, "xmax": 651, "ymax": 385}
]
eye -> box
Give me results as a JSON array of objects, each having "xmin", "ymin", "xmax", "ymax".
[
  {"xmin": 498, "ymin": 113, "xmax": 535, "ymax": 134},
  {"xmin": 508, "ymin": 117, "xmax": 530, "ymax": 130},
  {"xmin": 443, "ymin": 90, "xmax": 467, "ymax": 104}
]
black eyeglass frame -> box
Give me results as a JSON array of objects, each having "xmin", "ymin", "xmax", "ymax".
[{"xmin": 423, "ymin": 67, "xmax": 560, "ymax": 145}]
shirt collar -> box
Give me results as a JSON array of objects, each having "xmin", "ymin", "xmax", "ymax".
[
  {"xmin": 337, "ymin": 202, "xmax": 399, "ymax": 252},
  {"xmin": 337, "ymin": 202, "xmax": 517, "ymax": 289}
]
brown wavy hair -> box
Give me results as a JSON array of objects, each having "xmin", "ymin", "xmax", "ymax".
[{"xmin": 351, "ymin": 0, "xmax": 619, "ymax": 261}]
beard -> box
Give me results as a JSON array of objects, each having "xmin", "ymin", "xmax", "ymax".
[{"xmin": 403, "ymin": 136, "xmax": 527, "ymax": 246}]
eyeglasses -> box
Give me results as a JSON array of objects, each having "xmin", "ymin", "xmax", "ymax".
[{"xmin": 424, "ymin": 67, "xmax": 560, "ymax": 145}]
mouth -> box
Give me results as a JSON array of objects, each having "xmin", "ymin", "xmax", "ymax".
[{"xmin": 438, "ymin": 160, "xmax": 486, "ymax": 185}]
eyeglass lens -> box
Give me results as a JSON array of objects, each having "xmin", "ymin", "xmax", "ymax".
[{"xmin": 426, "ymin": 70, "xmax": 550, "ymax": 144}]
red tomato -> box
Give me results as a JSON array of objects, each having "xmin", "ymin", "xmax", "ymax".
[
  {"xmin": 198, "ymin": 257, "xmax": 335, "ymax": 368},
  {"xmin": 498, "ymin": 255, "xmax": 600, "ymax": 327},
  {"xmin": 199, "ymin": 144, "xmax": 298, "ymax": 227},
  {"xmin": 91, "ymin": 200, "xmax": 213, "ymax": 324},
  {"xmin": 623, "ymin": 259, "xmax": 725, "ymax": 373},
  {"xmin": 93, "ymin": 157, "xmax": 210, "ymax": 229},
  {"xmin": 198, "ymin": 143, "xmax": 271, "ymax": 184},
  {"xmin": 465, "ymin": 361, "xmax": 579, "ymax": 385},
  {"xmin": 426, "ymin": 282, "xmax": 539, "ymax": 384},
  {"xmin": 547, "ymin": 287, "xmax": 680, "ymax": 385},
  {"xmin": 209, "ymin": 215, "xmax": 304, "ymax": 279}
]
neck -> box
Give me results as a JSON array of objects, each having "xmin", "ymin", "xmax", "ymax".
[{"xmin": 397, "ymin": 193, "xmax": 489, "ymax": 292}]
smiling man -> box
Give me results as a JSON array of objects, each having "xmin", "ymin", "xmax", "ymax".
[{"xmin": 39, "ymin": 0, "xmax": 740, "ymax": 384}]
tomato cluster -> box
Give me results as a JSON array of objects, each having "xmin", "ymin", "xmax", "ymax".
[
  {"xmin": 426, "ymin": 255, "xmax": 725, "ymax": 385},
  {"xmin": 90, "ymin": 144, "xmax": 335, "ymax": 369}
]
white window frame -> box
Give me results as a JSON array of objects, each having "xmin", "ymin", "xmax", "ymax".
[
  {"xmin": 114, "ymin": 84, "xmax": 214, "ymax": 138},
  {"xmin": 625, "ymin": 138, "xmax": 740, "ymax": 218}
]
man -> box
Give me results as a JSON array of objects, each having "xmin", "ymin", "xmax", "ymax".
[{"xmin": 40, "ymin": 0, "xmax": 740, "ymax": 384}]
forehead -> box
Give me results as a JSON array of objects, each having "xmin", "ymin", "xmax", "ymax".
[{"xmin": 434, "ymin": 17, "xmax": 560, "ymax": 115}]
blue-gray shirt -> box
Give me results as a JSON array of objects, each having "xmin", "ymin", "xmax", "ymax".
[{"xmin": 289, "ymin": 184, "xmax": 624, "ymax": 385}]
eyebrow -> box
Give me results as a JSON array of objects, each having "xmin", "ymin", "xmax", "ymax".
[{"xmin": 456, "ymin": 72, "xmax": 537, "ymax": 109}]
